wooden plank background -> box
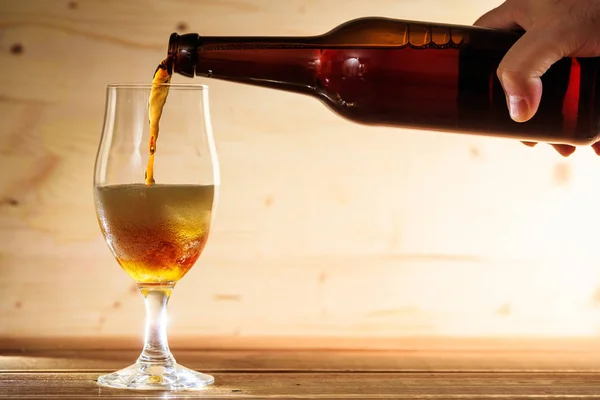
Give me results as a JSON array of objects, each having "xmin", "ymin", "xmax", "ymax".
[{"xmin": 3, "ymin": 0, "xmax": 600, "ymax": 351}]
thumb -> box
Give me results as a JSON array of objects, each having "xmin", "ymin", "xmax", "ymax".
[{"xmin": 496, "ymin": 29, "xmax": 568, "ymax": 123}]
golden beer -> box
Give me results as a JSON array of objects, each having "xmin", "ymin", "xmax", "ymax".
[{"xmin": 95, "ymin": 183, "xmax": 214, "ymax": 284}]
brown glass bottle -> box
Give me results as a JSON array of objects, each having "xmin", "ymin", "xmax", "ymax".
[{"xmin": 168, "ymin": 17, "xmax": 600, "ymax": 146}]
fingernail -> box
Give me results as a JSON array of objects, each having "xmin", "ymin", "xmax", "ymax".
[{"xmin": 508, "ymin": 95, "xmax": 529, "ymax": 122}]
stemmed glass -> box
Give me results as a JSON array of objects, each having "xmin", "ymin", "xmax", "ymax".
[{"xmin": 93, "ymin": 83, "xmax": 219, "ymax": 390}]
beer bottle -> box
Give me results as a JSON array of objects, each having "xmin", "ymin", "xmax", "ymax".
[{"xmin": 168, "ymin": 17, "xmax": 600, "ymax": 146}]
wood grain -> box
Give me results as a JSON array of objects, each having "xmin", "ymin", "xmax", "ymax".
[
  {"xmin": 6, "ymin": 347, "xmax": 600, "ymax": 372},
  {"xmin": 3, "ymin": 350, "xmax": 600, "ymax": 398},
  {"xmin": 5, "ymin": 371, "xmax": 600, "ymax": 399},
  {"xmin": 4, "ymin": 0, "xmax": 600, "ymax": 349}
]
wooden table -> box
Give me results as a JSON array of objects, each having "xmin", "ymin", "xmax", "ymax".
[{"xmin": 2, "ymin": 349, "xmax": 600, "ymax": 398}]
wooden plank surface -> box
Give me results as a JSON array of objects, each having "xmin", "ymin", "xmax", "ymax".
[
  {"xmin": 5, "ymin": 0, "xmax": 600, "ymax": 349},
  {"xmin": 6, "ymin": 348, "xmax": 600, "ymax": 372},
  {"xmin": 3, "ymin": 350, "xmax": 600, "ymax": 398},
  {"xmin": 5, "ymin": 371, "xmax": 600, "ymax": 399}
]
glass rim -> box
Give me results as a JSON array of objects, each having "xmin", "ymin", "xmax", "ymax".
[{"xmin": 107, "ymin": 83, "xmax": 209, "ymax": 90}]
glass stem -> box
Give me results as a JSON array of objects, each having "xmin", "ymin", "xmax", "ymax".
[{"xmin": 138, "ymin": 285, "xmax": 175, "ymax": 365}]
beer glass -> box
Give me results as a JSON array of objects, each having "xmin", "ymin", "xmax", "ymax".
[{"xmin": 93, "ymin": 83, "xmax": 219, "ymax": 390}]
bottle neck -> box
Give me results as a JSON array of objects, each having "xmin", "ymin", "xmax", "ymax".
[{"xmin": 169, "ymin": 33, "xmax": 320, "ymax": 95}]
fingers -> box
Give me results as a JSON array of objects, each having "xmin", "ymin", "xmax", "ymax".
[
  {"xmin": 551, "ymin": 144, "xmax": 576, "ymax": 157},
  {"xmin": 474, "ymin": 1, "xmax": 522, "ymax": 30},
  {"xmin": 521, "ymin": 141, "xmax": 537, "ymax": 147},
  {"xmin": 475, "ymin": 3, "xmax": 568, "ymax": 123},
  {"xmin": 521, "ymin": 141, "xmax": 577, "ymax": 156},
  {"xmin": 496, "ymin": 29, "xmax": 569, "ymax": 123}
]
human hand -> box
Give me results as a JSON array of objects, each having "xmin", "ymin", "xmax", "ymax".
[{"xmin": 474, "ymin": 0, "xmax": 600, "ymax": 156}]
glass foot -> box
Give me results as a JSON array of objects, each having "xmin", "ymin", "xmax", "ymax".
[{"xmin": 97, "ymin": 361, "xmax": 214, "ymax": 391}]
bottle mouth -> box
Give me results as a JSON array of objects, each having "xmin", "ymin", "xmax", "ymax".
[
  {"xmin": 167, "ymin": 32, "xmax": 200, "ymax": 78},
  {"xmin": 168, "ymin": 32, "xmax": 180, "ymax": 57}
]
